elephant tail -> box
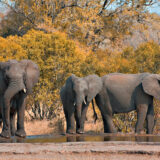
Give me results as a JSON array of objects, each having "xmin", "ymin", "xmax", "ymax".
[{"xmin": 91, "ymin": 99, "xmax": 98, "ymax": 123}]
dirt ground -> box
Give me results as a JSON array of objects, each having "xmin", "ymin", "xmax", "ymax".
[
  {"xmin": 24, "ymin": 118, "xmax": 104, "ymax": 135},
  {"xmin": 0, "ymin": 142, "xmax": 160, "ymax": 160}
]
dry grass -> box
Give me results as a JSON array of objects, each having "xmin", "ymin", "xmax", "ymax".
[
  {"xmin": 0, "ymin": 107, "xmax": 103, "ymax": 136},
  {"xmin": 24, "ymin": 107, "xmax": 103, "ymax": 135}
]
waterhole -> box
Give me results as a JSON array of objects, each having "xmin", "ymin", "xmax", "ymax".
[{"xmin": 1, "ymin": 133, "xmax": 160, "ymax": 143}]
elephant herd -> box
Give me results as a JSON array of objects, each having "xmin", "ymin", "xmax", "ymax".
[
  {"xmin": 0, "ymin": 59, "xmax": 159, "ymax": 139},
  {"xmin": 60, "ymin": 73, "xmax": 160, "ymax": 135}
]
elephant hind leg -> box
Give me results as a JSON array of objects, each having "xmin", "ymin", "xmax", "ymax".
[
  {"xmin": 95, "ymin": 93, "xmax": 116, "ymax": 133},
  {"xmin": 135, "ymin": 104, "xmax": 148, "ymax": 134},
  {"xmin": 102, "ymin": 114, "xmax": 117, "ymax": 133},
  {"xmin": 146, "ymin": 102, "xmax": 154, "ymax": 134}
]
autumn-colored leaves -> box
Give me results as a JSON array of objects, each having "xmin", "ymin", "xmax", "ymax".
[{"xmin": 0, "ymin": 30, "xmax": 159, "ymax": 115}]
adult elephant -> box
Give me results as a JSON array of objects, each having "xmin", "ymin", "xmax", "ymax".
[
  {"xmin": 0, "ymin": 59, "xmax": 39, "ymax": 138},
  {"xmin": 95, "ymin": 73, "xmax": 159, "ymax": 134},
  {"xmin": 60, "ymin": 74, "xmax": 102, "ymax": 134}
]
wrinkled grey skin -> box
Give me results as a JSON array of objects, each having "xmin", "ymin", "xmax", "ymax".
[
  {"xmin": 0, "ymin": 59, "xmax": 39, "ymax": 138},
  {"xmin": 60, "ymin": 74, "xmax": 102, "ymax": 134},
  {"xmin": 95, "ymin": 73, "xmax": 160, "ymax": 134}
]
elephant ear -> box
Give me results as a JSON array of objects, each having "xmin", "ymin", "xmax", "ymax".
[
  {"xmin": 20, "ymin": 60, "xmax": 40, "ymax": 94},
  {"xmin": 0, "ymin": 62, "xmax": 9, "ymax": 70},
  {"xmin": 142, "ymin": 74, "xmax": 160, "ymax": 100},
  {"xmin": 87, "ymin": 75, "xmax": 102, "ymax": 102}
]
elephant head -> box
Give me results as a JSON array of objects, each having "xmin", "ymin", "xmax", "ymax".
[
  {"xmin": 72, "ymin": 74, "xmax": 103, "ymax": 105},
  {"xmin": 142, "ymin": 74, "xmax": 160, "ymax": 100},
  {"xmin": 71, "ymin": 74, "xmax": 102, "ymax": 130},
  {"xmin": 1, "ymin": 60, "xmax": 26, "ymax": 103},
  {"xmin": 71, "ymin": 75, "xmax": 88, "ymax": 107},
  {"xmin": 0, "ymin": 59, "xmax": 39, "ymax": 138},
  {"xmin": 0, "ymin": 60, "xmax": 39, "ymax": 104}
]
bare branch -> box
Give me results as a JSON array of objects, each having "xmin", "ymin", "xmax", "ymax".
[
  {"xmin": 61, "ymin": 4, "xmax": 82, "ymax": 9},
  {"xmin": 144, "ymin": 0, "xmax": 156, "ymax": 6},
  {"xmin": 0, "ymin": 1, "xmax": 35, "ymax": 26},
  {"xmin": 98, "ymin": 0, "xmax": 109, "ymax": 15},
  {"xmin": 51, "ymin": 2, "xmax": 82, "ymax": 23}
]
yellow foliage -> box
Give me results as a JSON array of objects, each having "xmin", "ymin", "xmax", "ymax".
[
  {"xmin": 0, "ymin": 29, "xmax": 98, "ymax": 114},
  {"xmin": 0, "ymin": 36, "xmax": 27, "ymax": 61}
]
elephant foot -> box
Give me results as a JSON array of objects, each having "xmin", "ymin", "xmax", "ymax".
[
  {"xmin": 15, "ymin": 129, "xmax": 26, "ymax": 138},
  {"xmin": 66, "ymin": 129, "xmax": 75, "ymax": 134},
  {"xmin": 104, "ymin": 130, "xmax": 117, "ymax": 134},
  {"xmin": 146, "ymin": 130, "xmax": 153, "ymax": 135},
  {"xmin": 0, "ymin": 130, "xmax": 11, "ymax": 139},
  {"xmin": 11, "ymin": 127, "xmax": 15, "ymax": 136},
  {"xmin": 76, "ymin": 129, "xmax": 84, "ymax": 134},
  {"xmin": 104, "ymin": 127, "xmax": 117, "ymax": 133},
  {"xmin": 135, "ymin": 128, "xmax": 145, "ymax": 135},
  {"xmin": 11, "ymin": 130, "xmax": 15, "ymax": 136},
  {"xmin": 135, "ymin": 130, "xmax": 145, "ymax": 135}
]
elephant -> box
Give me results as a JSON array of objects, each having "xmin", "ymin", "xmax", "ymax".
[
  {"xmin": 0, "ymin": 59, "xmax": 39, "ymax": 138},
  {"xmin": 95, "ymin": 72, "xmax": 159, "ymax": 134},
  {"xmin": 60, "ymin": 74, "xmax": 103, "ymax": 134}
]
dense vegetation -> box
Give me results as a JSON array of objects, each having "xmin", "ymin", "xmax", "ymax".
[{"xmin": 0, "ymin": 0, "xmax": 160, "ymax": 133}]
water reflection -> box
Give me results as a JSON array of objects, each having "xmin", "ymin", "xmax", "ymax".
[{"xmin": 1, "ymin": 133, "xmax": 160, "ymax": 143}]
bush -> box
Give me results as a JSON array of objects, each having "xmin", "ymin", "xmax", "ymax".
[{"xmin": 0, "ymin": 29, "xmax": 98, "ymax": 120}]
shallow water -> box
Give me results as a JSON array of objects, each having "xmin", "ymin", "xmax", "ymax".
[{"xmin": 1, "ymin": 133, "xmax": 160, "ymax": 143}]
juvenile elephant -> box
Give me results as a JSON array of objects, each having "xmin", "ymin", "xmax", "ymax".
[
  {"xmin": 95, "ymin": 73, "xmax": 159, "ymax": 134},
  {"xmin": 0, "ymin": 59, "xmax": 39, "ymax": 138},
  {"xmin": 60, "ymin": 74, "xmax": 102, "ymax": 134}
]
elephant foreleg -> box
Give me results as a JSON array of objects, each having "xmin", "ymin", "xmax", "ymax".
[
  {"xmin": 1, "ymin": 98, "xmax": 11, "ymax": 138},
  {"xmin": 64, "ymin": 107, "xmax": 75, "ymax": 134},
  {"xmin": 10, "ymin": 99, "xmax": 17, "ymax": 136},
  {"xmin": 75, "ymin": 104, "xmax": 83, "ymax": 134},
  {"xmin": 10, "ymin": 113, "xmax": 16, "ymax": 136},
  {"xmin": 0, "ymin": 119, "xmax": 2, "ymax": 127},
  {"xmin": 146, "ymin": 103, "xmax": 154, "ymax": 134},
  {"xmin": 15, "ymin": 92, "xmax": 26, "ymax": 137},
  {"xmin": 0, "ymin": 98, "xmax": 3, "ymax": 127},
  {"xmin": 135, "ymin": 104, "xmax": 148, "ymax": 134}
]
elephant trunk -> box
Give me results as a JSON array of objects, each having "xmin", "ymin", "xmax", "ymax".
[
  {"xmin": 74, "ymin": 95, "xmax": 86, "ymax": 133},
  {"xmin": 75, "ymin": 94, "xmax": 85, "ymax": 106},
  {"xmin": 75, "ymin": 103, "xmax": 82, "ymax": 132},
  {"xmin": 2, "ymin": 78, "xmax": 26, "ymax": 132},
  {"xmin": 4, "ymin": 78, "xmax": 26, "ymax": 100}
]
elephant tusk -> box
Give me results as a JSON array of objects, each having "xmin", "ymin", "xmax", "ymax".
[
  {"xmin": 84, "ymin": 99, "xmax": 87, "ymax": 105},
  {"xmin": 74, "ymin": 102, "xmax": 76, "ymax": 106},
  {"xmin": 23, "ymin": 88, "xmax": 26, "ymax": 93}
]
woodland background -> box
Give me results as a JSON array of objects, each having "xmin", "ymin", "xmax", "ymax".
[{"xmin": 0, "ymin": 0, "xmax": 160, "ymax": 134}]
